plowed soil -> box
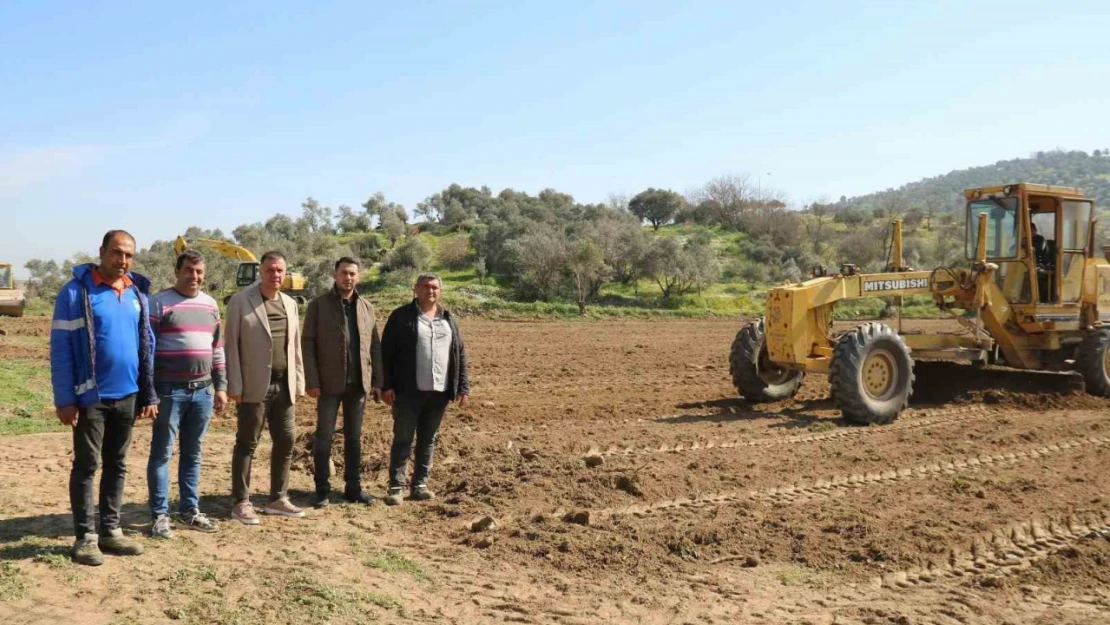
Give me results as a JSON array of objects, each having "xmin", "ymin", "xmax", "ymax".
[{"xmin": 2, "ymin": 316, "xmax": 1110, "ymax": 624}]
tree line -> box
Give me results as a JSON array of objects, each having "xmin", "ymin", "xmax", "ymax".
[{"xmin": 26, "ymin": 149, "xmax": 1110, "ymax": 314}]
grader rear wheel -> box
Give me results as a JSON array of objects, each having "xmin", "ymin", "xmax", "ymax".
[
  {"xmin": 729, "ymin": 318, "xmax": 804, "ymax": 402},
  {"xmin": 1075, "ymin": 328, "xmax": 1110, "ymax": 397},
  {"xmin": 829, "ymin": 322, "xmax": 914, "ymax": 425}
]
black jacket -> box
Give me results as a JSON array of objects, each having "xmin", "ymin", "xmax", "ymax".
[{"xmin": 381, "ymin": 300, "xmax": 469, "ymax": 400}]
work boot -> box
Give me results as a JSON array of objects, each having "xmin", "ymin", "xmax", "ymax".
[
  {"xmin": 72, "ymin": 534, "xmax": 104, "ymax": 566},
  {"xmin": 409, "ymin": 484, "xmax": 435, "ymax": 502},
  {"xmin": 100, "ymin": 528, "xmax": 144, "ymax": 556},
  {"xmin": 383, "ymin": 487, "xmax": 404, "ymax": 506},
  {"xmin": 232, "ymin": 501, "xmax": 261, "ymax": 526},
  {"xmin": 264, "ymin": 497, "xmax": 306, "ymax": 518},
  {"xmin": 179, "ymin": 509, "xmax": 218, "ymax": 533},
  {"xmin": 150, "ymin": 514, "xmax": 174, "ymax": 539}
]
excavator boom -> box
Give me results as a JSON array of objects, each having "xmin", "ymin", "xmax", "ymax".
[{"xmin": 173, "ymin": 236, "xmax": 258, "ymax": 262}]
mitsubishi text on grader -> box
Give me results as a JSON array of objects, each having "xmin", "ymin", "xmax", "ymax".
[{"xmin": 730, "ymin": 183, "xmax": 1110, "ymax": 425}]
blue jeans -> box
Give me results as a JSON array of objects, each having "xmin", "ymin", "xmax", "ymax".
[{"xmin": 147, "ymin": 383, "xmax": 215, "ymax": 517}]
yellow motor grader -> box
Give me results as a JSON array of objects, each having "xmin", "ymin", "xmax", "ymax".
[
  {"xmin": 0, "ymin": 263, "xmax": 26, "ymax": 317},
  {"xmin": 730, "ymin": 183, "xmax": 1110, "ymax": 425}
]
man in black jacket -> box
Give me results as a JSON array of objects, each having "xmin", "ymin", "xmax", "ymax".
[{"xmin": 380, "ymin": 273, "xmax": 469, "ymax": 506}]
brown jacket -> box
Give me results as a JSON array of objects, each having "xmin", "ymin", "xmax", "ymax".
[
  {"xmin": 225, "ymin": 284, "xmax": 305, "ymax": 404},
  {"xmin": 302, "ymin": 287, "xmax": 383, "ymax": 395}
]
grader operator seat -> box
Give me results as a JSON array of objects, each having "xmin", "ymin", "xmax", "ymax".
[
  {"xmin": 1025, "ymin": 194, "xmax": 1093, "ymax": 306},
  {"xmin": 1030, "ymin": 219, "xmax": 1056, "ymax": 303}
]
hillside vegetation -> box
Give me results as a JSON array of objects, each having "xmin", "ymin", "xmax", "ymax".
[{"xmin": 20, "ymin": 149, "xmax": 1110, "ymax": 319}]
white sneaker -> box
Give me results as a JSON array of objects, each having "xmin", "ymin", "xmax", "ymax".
[
  {"xmin": 263, "ymin": 497, "xmax": 306, "ymax": 518},
  {"xmin": 151, "ymin": 514, "xmax": 174, "ymax": 539}
]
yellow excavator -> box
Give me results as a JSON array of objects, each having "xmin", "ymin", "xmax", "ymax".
[
  {"xmin": 173, "ymin": 236, "xmax": 309, "ymax": 304},
  {"xmin": 730, "ymin": 183, "xmax": 1110, "ymax": 424},
  {"xmin": 0, "ymin": 263, "xmax": 26, "ymax": 317}
]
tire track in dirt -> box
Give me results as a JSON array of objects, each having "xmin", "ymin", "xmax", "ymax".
[
  {"xmin": 584, "ymin": 405, "xmax": 997, "ymax": 459},
  {"xmin": 569, "ymin": 431, "xmax": 1110, "ymax": 522},
  {"xmin": 871, "ymin": 510, "xmax": 1110, "ymax": 590}
]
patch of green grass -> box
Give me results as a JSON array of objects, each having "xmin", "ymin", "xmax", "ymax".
[
  {"xmin": 1, "ymin": 535, "xmax": 69, "ymax": 561},
  {"xmin": 363, "ymin": 549, "xmax": 428, "ymax": 581},
  {"xmin": 363, "ymin": 592, "xmax": 402, "ymax": 610},
  {"xmin": 775, "ymin": 565, "xmax": 827, "ymax": 587},
  {"xmin": 32, "ymin": 551, "xmax": 71, "ymax": 570},
  {"xmin": 286, "ymin": 573, "xmax": 399, "ymax": 623},
  {"xmin": 166, "ymin": 596, "xmax": 261, "ymax": 625},
  {"xmin": 168, "ymin": 565, "xmax": 219, "ymax": 585},
  {"xmin": 0, "ymin": 561, "xmax": 29, "ymax": 601},
  {"xmin": 0, "ymin": 360, "xmax": 63, "ymax": 435},
  {"xmin": 807, "ymin": 421, "xmax": 838, "ymax": 433},
  {"xmin": 21, "ymin": 297, "xmax": 51, "ymax": 316}
]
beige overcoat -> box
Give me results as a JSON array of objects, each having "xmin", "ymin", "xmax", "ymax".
[{"xmin": 225, "ymin": 283, "xmax": 305, "ymax": 404}]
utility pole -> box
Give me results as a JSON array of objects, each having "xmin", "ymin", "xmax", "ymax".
[{"xmin": 758, "ymin": 172, "xmax": 771, "ymax": 199}]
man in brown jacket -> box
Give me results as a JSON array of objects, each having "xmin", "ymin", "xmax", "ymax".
[
  {"xmin": 303, "ymin": 257, "xmax": 383, "ymax": 507},
  {"xmin": 225, "ymin": 251, "xmax": 306, "ymax": 525}
]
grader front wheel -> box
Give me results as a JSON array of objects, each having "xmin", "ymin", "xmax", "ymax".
[
  {"xmin": 729, "ymin": 318, "xmax": 804, "ymax": 402},
  {"xmin": 829, "ymin": 322, "xmax": 914, "ymax": 425},
  {"xmin": 1076, "ymin": 328, "xmax": 1110, "ymax": 397}
]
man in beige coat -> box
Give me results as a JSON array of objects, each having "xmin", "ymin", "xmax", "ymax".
[{"xmin": 225, "ymin": 251, "xmax": 306, "ymax": 525}]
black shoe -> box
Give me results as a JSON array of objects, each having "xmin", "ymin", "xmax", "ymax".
[
  {"xmin": 313, "ymin": 491, "xmax": 330, "ymax": 509},
  {"xmin": 343, "ymin": 490, "xmax": 376, "ymax": 505}
]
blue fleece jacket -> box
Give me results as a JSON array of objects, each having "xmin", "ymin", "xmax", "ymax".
[{"xmin": 49, "ymin": 264, "xmax": 157, "ymax": 409}]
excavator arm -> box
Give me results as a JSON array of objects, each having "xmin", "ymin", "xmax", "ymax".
[{"xmin": 173, "ymin": 236, "xmax": 258, "ymax": 263}]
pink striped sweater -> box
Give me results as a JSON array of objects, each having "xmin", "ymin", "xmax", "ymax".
[{"xmin": 149, "ymin": 289, "xmax": 227, "ymax": 390}]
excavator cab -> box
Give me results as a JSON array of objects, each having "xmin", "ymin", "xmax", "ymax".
[{"xmin": 236, "ymin": 262, "xmax": 260, "ymax": 287}]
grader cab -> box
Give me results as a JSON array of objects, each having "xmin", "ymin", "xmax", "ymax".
[{"xmin": 729, "ymin": 183, "xmax": 1110, "ymax": 425}]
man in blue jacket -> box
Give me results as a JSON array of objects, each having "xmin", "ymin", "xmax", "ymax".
[{"xmin": 51, "ymin": 230, "xmax": 158, "ymax": 566}]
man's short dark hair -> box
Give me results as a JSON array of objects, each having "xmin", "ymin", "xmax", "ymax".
[
  {"xmin": 334, "ymin": 256, "xmax": 360, "ymax": 271},
  {"xmin": 175, "ymin": 250, "xmax": 206, "ymax": 271},
  {"xmin": 101, "ymin": 230, "xmax": 135, "ymax": 249},
  {"xmin": 260, "ymin": 250, "xmax": 286, "ymax": 265},
  {"xmin": 415, "ymin": 273, "xmax": 442, "ymax": 287}
]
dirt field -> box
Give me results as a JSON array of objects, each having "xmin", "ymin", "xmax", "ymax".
[{"xmin": 2, "ymin": 315, "xmax": 1110, "ymax": 624}]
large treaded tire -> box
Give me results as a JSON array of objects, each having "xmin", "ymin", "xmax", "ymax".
[
  {"xmin": 829, "ymin": 322, "xmax": 914, "ymax": 425},
  {"xmin": 729, "ymin": 318, "xmax": 804, "ymax": 402},
  {"xmin": 1076, "ymin": 328, "xmax": 1110, "ymax": 397}
]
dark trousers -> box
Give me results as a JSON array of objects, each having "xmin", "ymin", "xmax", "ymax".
[
  {"xmin": 232, "ymin": 380, "xmax": 295, "ymax": 502},
  {"xmin": 313, "ymin": 387, "xmax": 366, "ymax": 494},
  {"xmin": 388, "ymin": 391, "xmax": 449, "ymax": 489},
  {"xmin": 70, "ymin": 394, "xmax": 138, "ymax": 539}
]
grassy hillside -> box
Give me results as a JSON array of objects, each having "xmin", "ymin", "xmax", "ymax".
[
  {"xmin": 359, "ymin": 226, "xmax": 939, "ymax": 320},
  {"xmin": 19, "ymin": 149, "xmax": 1110, "ymax": 321},
  {"xmin": 839, "ymin": 149, "xmax": 1110, "ymax": 215}
]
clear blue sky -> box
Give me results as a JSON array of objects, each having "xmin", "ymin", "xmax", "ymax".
[{"xmin": 3, "ymin": 0, "xmax": 1108, "ymax": 276}]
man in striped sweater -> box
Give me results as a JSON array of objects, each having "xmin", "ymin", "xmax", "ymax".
[{"xmin": 146, "ymin": 250, "xmax": 228, "ymax": 538}]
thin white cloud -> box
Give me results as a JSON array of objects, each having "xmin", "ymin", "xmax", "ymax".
[
  {"xmin": 0, "ymin": 145, "xmax": 111, "ymax": 197},
  {"xmin": 0, "ymin": 113, "xmax": 211, "ymax": 198}
]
